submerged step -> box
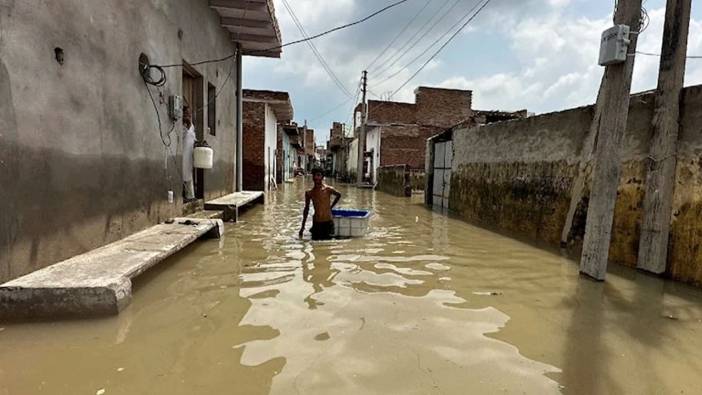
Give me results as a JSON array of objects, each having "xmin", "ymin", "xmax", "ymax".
[{"xmin": 0, "ymin": 218, "xmax": 223, "ymax": 320}]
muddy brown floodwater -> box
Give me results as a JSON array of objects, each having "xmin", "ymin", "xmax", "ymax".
[{"xmin": 2, "ymin": 181, "xmax": 702, "ymax": 394}]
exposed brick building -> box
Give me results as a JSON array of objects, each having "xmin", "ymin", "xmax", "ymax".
[
  {"xmin": 327, "ymin": 122, "xmax": 352, "ymax": 178},
  {"xmin": 352, "ymin": 86, "xmax": 526, "ymax": 184},
  {"xmin": 243, "ymin": 90, "xmax": 293, "ymax": 191}
]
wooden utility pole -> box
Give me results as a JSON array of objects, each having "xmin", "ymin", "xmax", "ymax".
[
  {"xmin": 580, "ymin": 0, "xmax": 643, "ymax": 280},
  {"xmin": 357, "ymin": 70, "xmax": 368, "ymax": 186},
  {"xmin": 637, "ymin": 0, "xmax": 692, "ymax": 274}
]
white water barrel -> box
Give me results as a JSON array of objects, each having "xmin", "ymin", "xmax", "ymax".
[{"xmin": 194, "ymin": 146, "xmax": 214, "ymax": 169}]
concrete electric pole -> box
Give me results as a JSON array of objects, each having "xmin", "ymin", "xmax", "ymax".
[
  {"xmin": 637, "ymin": 0, "xmax": 692, "ymax": 274},
  {"xmin": 356, "ymin": 70, "xmax": 368, "ymax": 186},
  {"xmin": 580, "ymin": 0, "xmax": 643, "ymax": 280}
]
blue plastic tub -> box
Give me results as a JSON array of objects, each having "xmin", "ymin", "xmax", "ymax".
[{"xmin": 332, "ymin": 209, "xmax": 372, "ymax": 237}]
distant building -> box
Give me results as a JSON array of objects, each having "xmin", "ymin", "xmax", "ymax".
[
  {"xmin": 277, "ymin": 123, "xmax": 302, "ymax": 183},
  {"xmin": 304, "ymin": 128, "xmax": 315, "ymax": 171},
  {"xmin": 327, "ymin": 122, "xmax": 353, "ymax": 180},
  {"xmin": 242, "ymin": 90, "xmax": 293, "ymax": 191},
  {"xmin": 348, "ymin": 86, "xmax": 527, "ymax": 184}
]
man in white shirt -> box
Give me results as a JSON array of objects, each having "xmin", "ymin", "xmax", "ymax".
[{"xmin": 182, "ymin": 104, "xmax": 196, "ymax": 201}]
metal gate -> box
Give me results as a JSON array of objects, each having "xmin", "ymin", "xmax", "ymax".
[{"xmin": 432, "ymin": 141, "xmax": 452, "ymax": 209}]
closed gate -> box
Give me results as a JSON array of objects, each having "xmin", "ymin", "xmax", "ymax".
[{"xmin": 432, "ymin": 141, "xmax": 452, "ymax": 209}]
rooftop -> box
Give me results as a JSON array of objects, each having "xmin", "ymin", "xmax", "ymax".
[
  {"xmin": 243, "ymin": 89, "xmax": 294, "ymax": 122},
  {"xmin": 209, "ymin": 0, "xmax": 283, "ymax": 58}
]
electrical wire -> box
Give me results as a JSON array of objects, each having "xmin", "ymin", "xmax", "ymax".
[
  {"xmin": 142, "ymin": 64, "xmax": 167, "ymax": 87},
  {"xmin": 389, "ymin": 0, "xmax": 493, "ymax": 98},
  {"xmin": 155, "ymin": 0, "xmax": 413, "ymax": 69},
  {"xmin": 635, "ymin": 51, "xmax": 702, "ymax": 59},
  {"xmin": 372, "ymin": 0, "xmax": 461, "ymax": 78},
  {"xmin": 375, "ymin": 0, "xmax": 484, "ymax": 87},
  {"xmin": 365, "ymin": 0, "xmax": 432, "ymax": 71},
  {"xmin": 196, "ymin": 54, "xmax": 238, "ymax": 114},
  {"xmin": 281, "ymin": 0, "xmax": 354, "ymax": 98}
]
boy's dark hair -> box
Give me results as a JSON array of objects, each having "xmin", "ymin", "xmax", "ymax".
[{"xmin": 311, "ymin": 167, "xmax": 325, "ymax": 176}]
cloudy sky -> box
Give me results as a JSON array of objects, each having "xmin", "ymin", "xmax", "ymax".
[{"xmin": 243, "ymin": 0, "xmax": 702, "ymax": 145}]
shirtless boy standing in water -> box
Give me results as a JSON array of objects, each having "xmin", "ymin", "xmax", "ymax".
[{"xmin": 300, "ymin": 168, "xmax": 342, "ymax": 240}]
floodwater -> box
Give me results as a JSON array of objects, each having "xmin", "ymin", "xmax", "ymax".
[{"xmin": 2, "ymin": 182, "xmax": 702, "ymax": 395}]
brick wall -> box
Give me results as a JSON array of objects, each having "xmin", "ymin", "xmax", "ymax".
[
  {"xmin": 242, "ymin": 101, "xmax": 265, "ymax": 191},
  {"xmin": 380, "ymin": 125, "xmax": 438, "ymax": 169},
  {"xmin": 243, "ymin": 89, "xmax": 290, "ymax": 102},
  {"xmin": 415, "ymin": 87, "xmax": 472, "ymax": 128},
  {"xmin": 329, "ymin": 122, "xmax": 345, "ymax": 148},
  {"xmin": 367, "ymin": 101, "xmax": 417, "ymax": 125}
]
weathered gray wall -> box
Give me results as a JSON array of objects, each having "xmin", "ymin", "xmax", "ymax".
[
  {"xmin": 0, "ymin": 0, "xmax": 238, "ymax": 281},
  {"xmin": 377, "ymin": 165, "xmax": 411, "ymax": 197},
  {"xmin": 447, "ymin": 85, "xmax": 702, "ymax": 285}
]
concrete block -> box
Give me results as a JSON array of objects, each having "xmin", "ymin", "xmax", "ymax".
[{"xmin": 0, "ymin": 218, "xmax": 223, "ymax": 320}]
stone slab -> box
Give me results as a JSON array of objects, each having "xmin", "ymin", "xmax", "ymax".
[
  {"xmin": 204, "ymin": 191, "xmax": 264, "ymax": 222},
  {"xmin": 0, "ymin": 218, "xmax": 223, "ymax": 320},
  {"xmin": 204, "ymin": 191, "xmax": 264, "ymax": 210}
]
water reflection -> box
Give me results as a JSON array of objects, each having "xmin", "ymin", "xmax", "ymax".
[{"xmin": 2, "ymin": 181, "xmax": 702, "ymax": 394}]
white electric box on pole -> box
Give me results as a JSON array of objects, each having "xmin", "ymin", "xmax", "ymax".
[{"xmin": 599, "ymin": 25, "xmax": 631, "ymax": 66}]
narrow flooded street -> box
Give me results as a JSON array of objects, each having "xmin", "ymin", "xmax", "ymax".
[{"xmin": 2, "ymin": 181, "xmax": 702, "ymax": 394}]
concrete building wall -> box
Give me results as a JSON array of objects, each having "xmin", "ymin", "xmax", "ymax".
[
  {"xmin": 264, "ymin": 104, "xmax": 277, "ymax": 191},
  {"xmin": 347, "ymin": 138, "xmax": 359, "ymax": 180},
  {"xmin": 276, "ymin": 129, "xmax": 294, "ymax": 183},
  {"xmin": 442, "ymin": 85, "xmax": 702, "ymax": 286},
  {"xmin": 377, "ymin": 165, "xmax": 411, "ymax": 197},
  {"xmin": 0, "ymin": 0, "xmax": 239, "ymax": 282},
  {"xmin": 366, "ymin": 126, "xmax": 382, "ymax": 183}
]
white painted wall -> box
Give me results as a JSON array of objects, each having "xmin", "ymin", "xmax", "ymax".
[
  {"xmin": 366, "ymin": 126, "xmax": 381, "ymax": 184},
  {"xmin": 347, "ymin": 138, "xmax": 358, "ymax": 176},
  {"xmin": 264, "ymin": 104, "xmax": 278, "ymax": 191}
]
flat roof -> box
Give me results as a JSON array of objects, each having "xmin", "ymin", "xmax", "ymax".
[
  {"xmin": 243, "ymin": 89, "xmax": 294, "ymax": 121},
  {"xmin": 209, "ymin": 0, "xmax": 283, "ymax": 58}
]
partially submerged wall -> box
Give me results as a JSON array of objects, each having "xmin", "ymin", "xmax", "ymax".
[
  {"xmin": 377, "ymin": 165, "xmax": 411, "ymax": 197},
  {"xmin": 446, "ymin": 85, "xmax": 702, "ymax": 285},
  {"xmin": 0, "ymin": 0, "xmax": 238, "ymax": 282}
]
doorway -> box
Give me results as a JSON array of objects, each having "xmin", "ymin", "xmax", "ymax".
[
  {"xmin": 182, "ymin": 63, "xmax": 205, "ymax": 201},
  {"xmin": 432, "ymin": 140, "xmax": 452, "ymax": 210}
]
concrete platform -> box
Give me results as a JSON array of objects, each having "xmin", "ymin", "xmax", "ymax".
[
  {"xmin": 0, "ymin": 218, "xmax": 223, "ymax": 320},
  {"xmin": 204, "ymin": 191, "xmax": 264, "ymax": 222}
]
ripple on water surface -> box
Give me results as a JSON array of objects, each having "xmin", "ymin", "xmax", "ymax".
[{"xmin": 3, "ymin": 183, "xmax": 702, "ymax": 394}]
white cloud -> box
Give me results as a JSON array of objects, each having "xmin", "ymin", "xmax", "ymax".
[{"xmin": 244, "ymin": 0, "xmax": 702, "ymax": 143}]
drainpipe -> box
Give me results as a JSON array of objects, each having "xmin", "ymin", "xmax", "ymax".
[{"xmin": 236, "ymin": 44, "xmax": 243, "ymax": 192}]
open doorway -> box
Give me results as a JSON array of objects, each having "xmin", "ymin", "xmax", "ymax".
[{"xmin": 182, "ymin": 62, "xmax": 205, "ymax": 201}]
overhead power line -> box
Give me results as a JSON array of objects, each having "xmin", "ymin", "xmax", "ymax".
[
  {"xmin": 390, "ymin": 0, "xmax": 493, "ymax": 98},
  {"xmin": 156, "ymin": 0, "xmax": 413, "ymax": 69},
  {"xmin": 373, "ymin": 0, "xmax": 462, "ymax": 78},
  {"xmin": 309, "ymin": 77, "xmax": 363, "ymax": 123},
  {"xmin": 376, "ymin": 0, "xmax": 484, "ymax": 87},
  {"xmin": 281, "ymin": 0, "xmax": 354, "ymax": 98},
  {"xmin": 365, "ymin": 0, "xmax": 432, "ymax": 71},
  {"xmin": 636, "ymin": 50, "xmax": 702, "ymax": 59}
]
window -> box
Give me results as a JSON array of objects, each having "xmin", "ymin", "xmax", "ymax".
[{"xmin": 207, "ymin": 82, "xmax": 216, "ymax": 136}]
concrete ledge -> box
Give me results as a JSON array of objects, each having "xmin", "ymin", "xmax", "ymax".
[
  {"xmin": 0, "ymin": 218, "xmax": 223, "ymax": 320},
  {"xmin": 204, "ymin": 191, "xmax": 265, "ymax": 222}
]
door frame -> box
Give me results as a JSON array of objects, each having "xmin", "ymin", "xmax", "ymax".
[{"xmin": 182, "ymin": 62, "xmax": 205, "ymax": 200}]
